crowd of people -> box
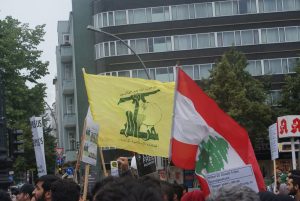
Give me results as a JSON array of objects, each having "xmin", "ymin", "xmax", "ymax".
[{"xmin": 2, "ymin": 161, "xmax": 300, "ymax": 201}]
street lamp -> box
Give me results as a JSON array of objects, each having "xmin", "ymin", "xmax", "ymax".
[
  {"xmin": 28, "ymin": 78, "xmax": 58, "ymax": 135},
  {"xmin": 87, "ymin": 25, "xmax": 151, "ymax": 80}
]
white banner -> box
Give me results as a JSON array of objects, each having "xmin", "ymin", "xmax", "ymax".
[
  {"xmin": 30, "ymin": 116, "xmax": 47, "ymax": 177},
  {"xmin": 269, "ymin": 123, "xmax": 279, "ymax": 160}
]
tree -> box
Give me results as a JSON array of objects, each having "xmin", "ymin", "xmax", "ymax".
[
  {"xmin": 0, "ymin": 16, "xmax": 48, "ymax": 127},
  {"xmin": 204, "ymin": 48, "xmax": 273, "ymax": 143},
  {"xmin": 278, "ymin": 60, "xmax": 300, "ymax": 115},
  {"xmin": 0, "ymin": 16, "xmax": 55, "ymax": 178}
]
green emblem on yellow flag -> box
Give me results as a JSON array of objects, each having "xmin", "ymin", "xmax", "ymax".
[{"xmin": 83, "ymin": 71, "xmax": 175, "ymax": 157}]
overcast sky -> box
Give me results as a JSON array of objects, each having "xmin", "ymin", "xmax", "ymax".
[{"xmin": 0, "ymin": 0, "xmax": 72, "ymax": 106}]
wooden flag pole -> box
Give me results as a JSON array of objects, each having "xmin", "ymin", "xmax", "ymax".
[
  {"xmin": 74, "ymin": 120, "xmax": 87, "ymax": 183},
  {"xmin": 273, "ymin": 160, "xmax": 277, "ymax": 193},
  {"xmin": 82, "ymin": 164, "xmax": 90, "ymax": 201},
  {"xmin": 99, "ymin": 147, "xmax": 108, "ymax": 176}
]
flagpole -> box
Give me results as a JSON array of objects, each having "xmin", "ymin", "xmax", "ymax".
[{"xmin": 86, "ymin": 25, "xmax": 151, "ymax": 80}]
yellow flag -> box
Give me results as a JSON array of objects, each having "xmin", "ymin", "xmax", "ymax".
[{"xmin": 83, "ymin": 71, "xmax": 175, "ymax": 157}]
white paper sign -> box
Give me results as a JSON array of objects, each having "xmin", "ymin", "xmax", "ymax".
[
  {"xmin": 30, "ymin": 116, "xmax": 47, "ymax": 177},
  {"xmin": 278, "ymin": 115, "xmax": 300, "ymax": 138},
  {"xmin": 205, "ymin": 165, "xmax": 258, "ymax": 194},
  {"xmin": 81, "ymin": 112, "xmax": 99, "ymax": 166},
  {"xmin": 269, "ymin": 123, "xmax": 279, "ymax": 160},
  {"xmin": 110, "ymin": 161, "xmax": 119, "ymax": 177}
]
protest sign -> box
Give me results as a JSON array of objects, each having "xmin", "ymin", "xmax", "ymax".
[
  {"xmin": 205, "ymin": 165, "xmax": 258, "ymax": 194},
  {"xmin": 81, "ymin": 116, "xmax": 99, "ymax": 166},
  {"xmin": 30, "ymin": 116, "xmax": 47, "ymax": 177},
  {"xmin": 136, "ymin": 154, "xmax": 156, "ymax": 177},
  {"xmin": 269, "ymin": 123, "xmax": 279, "ymax": 160}
]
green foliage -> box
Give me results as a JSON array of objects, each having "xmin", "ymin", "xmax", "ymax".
[
  {"xmin": 0, "ymin": 16, "xmax": 55, "ymax": 175},
  {"xmin": 278, "ymin": 60, "xmax": 300, "ymax": 115},
  {"xmin": 204, "ymin": 48, "xmax": 273, "ymax": 141}
]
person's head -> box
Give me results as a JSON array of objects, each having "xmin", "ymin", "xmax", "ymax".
[
  {"xmin": 212, "ymin": 185, "xmax": 259, "ymax": 201},
  {"xmin": 16, "ymin": 184, "xmax": 34, "ymax": 201},
  {"xmin": 172, "ymin": 183, "xmax": 184, "ymax": 201},
  {"xmin": 160, "ymin": 181, "xmax": 175, "ymax": 201},
  {"xmin": 0, "ymin": 189, "xmax": 12, "ymax": 201},
  {"xmin": 51, "ymin": 179, "xmax": 80, "ymax": 201},
  {"xmin": 91, "ymin": 176, "xmax": 117, "ymax": 199},
  {"xmin": 287, "ymin": 170, "xmax": 300, "ymax": 196},
  {"xmin": 32, "ymin": 175, "xmax": 60, "ymax": 201},
  {"xmin": 94, "ymin": 176, "xmax": 163, "ymax": 201}
]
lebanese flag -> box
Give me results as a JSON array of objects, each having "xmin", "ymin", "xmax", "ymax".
[{"xmin": 170, "ymin": 68, "xmax": 265, "ymax": 196}]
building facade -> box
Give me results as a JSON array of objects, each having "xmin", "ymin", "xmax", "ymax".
[{"xmin": 56, "ymin": 0, "xmax": 300, "ymax": 165}]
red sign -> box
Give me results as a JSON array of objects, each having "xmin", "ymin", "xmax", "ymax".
[{"xmin": 277, "ymin": 115, "xmax": 300, "ymax": 138}]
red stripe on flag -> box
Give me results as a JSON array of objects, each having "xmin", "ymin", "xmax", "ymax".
[
  {"xmin": 176, "ymin": 68, "xmax": 265, "ymax": 191},
  {"xmin": 171, "ymin": 138, "xmax": 198, "ymax": 170}
]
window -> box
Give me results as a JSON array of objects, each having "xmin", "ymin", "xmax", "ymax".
[
  {"xmin": 195, "ymin": 3, "xmax": 213, "ymax": 18},
  {"xmin": 108, "ymin": 12, "xmax": 114, "ymax": 26},
  {"xmin": 259, "ymin": 0, "xmax": 276, "ymax": 12},
  {"xmin": 156, "ymin": 67, "xmax": 170, "ymax": 82},
  {"xmin": 268, "ymin": 90, "xmax": 282, "ymax": 106},
  {"xmin": 118, "ymin": 71, "xmax": 130, "ymax": 77},
  {"xmin": 133, "ymin": 8, "xmax": 147, "ymax": 24},
  {"xmin": 182, "ymin": 65, "xmax": 194, "ymax": 78},
  {"xmin": 64, "ymin": 63, "xmax": 72, "ymax": 80},
  {"xmin": 135, "ymin": 39, "xmax": 148, "ymax": 54},
  {"xmin": 172, "ymin": 4, "xmax": 189, "ymax": 20},
  {"xmin": 241, "ymin": 30, "xmax": 253, "ymax": 45},
  {"xmin": 194, "ymin": 65, "xmax": 200, "ymax": 80},
  {"xmin": 104, "ymin": 42, "xmax": 109, "ymax": 57},
  {"xmin": 152, "ymin": 7, "xmax": 165, "ymax": 22},
  {"xmin": 197, "ymin": 33, "xmax": 211, "ymax": 48},
  {"xmin": 215, "ymin": 1, "xmax": 238, "ymax": 16},
  {"xmin": 115, "ymin": 10, "xmax": 126, "ymax": 25},
  {"xmin": 153, "ymin": 37, "xmax": 171, "ymax": 52},
  {"xmin": 97, "ymin": 14, "xmax": 102, "ymax": 28},
  {"xmin": 110, "ymin": 42, "xmax": 116, "ymax": 56},
  {"xmin": 246, "ymin": 61, "xmax": 262, "ymax": 76},
  {"xmin": 285, "ymin": 27, "xmax": 298, "ymax": 42},
  {"xmin": 174, "ymin": 35, "xmax": 191, "ymax": 50},
  {"xmin": 103, "ymin": 12, "xmax": 108, "ymax": 27},
  {"xmin": 200, "ymin": 64, "xmax": 212, "ymax": 79},
  {"xmin": 261, "ymin": 28, "xmax": 279, "ymax": 43},
  {"xmin": 288, "ymin": 58, "xmax": 298, "ymax": 73},
  {"xmin": 65, "ymin": 96, "xmax": 74, "ymax": 114},
  {"xmin": 239, "ymin": 0, "xmax": 257, "ymax": 14},
  {"xmin": 63, "ymin": 34, "xmax": 70, "ymax": 45},
  {"xmin": 68, "ymin": 131, "xmax": 76, "ymax": 151},
  {"xmin": 264, "ymin": 59, "xmax": 282, "ymax": 74},
  {"xmin": 116, "ymin": 41, "xmax": 128, "ymax": 55},
  {"xmin": 223, "ymin": 31, "xmax": 235, "ymax": 46},
  {"xmin": 283, "ymin": 0, "xmax": 295, "ymax": 10}
]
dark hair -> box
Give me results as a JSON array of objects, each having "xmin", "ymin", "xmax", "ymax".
[
  {"xmin": 51, "ymin": 179, "xmax": 81, "ymax": 201},
  {"xmin": 35, "ymin": 175, "xmax": 60, "ymax": 192},
  {"xmin": 0, "ymin": 190, "xmax": 12, "ymax": 201},
  {"xmin": 19, "ymin": 183, "xmax": 34, "ymax": 198},
  {"xmin": 91, "ymin": 176, "xmax": 117, "ymax": 198},
  {"xmin": 173, "ymin": 183, "xmax": 184, "ymax": 201},
  {"xmin": 160, "ymin": 181, "xmax": 175, "ymax": 201},
  {"xmin": 289, "ymin": 170, "xmax": 300, "ymax": 187},
  {"xmin": 94, "ymin": 177, "xmax": 163, "ymax": 201}
]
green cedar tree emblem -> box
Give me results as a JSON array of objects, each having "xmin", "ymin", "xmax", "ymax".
[
  {"xmin": 195, "ymin": 136, "xmax": 229, "ymax": 176},
  {"xmin": 118, "ymin": 89, "xmax": 161, "ymax": 141}
]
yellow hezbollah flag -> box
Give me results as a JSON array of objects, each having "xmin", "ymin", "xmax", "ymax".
[{"xmin": 83, "ymin": 71, "xmax": 175, "ymax": 157}]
